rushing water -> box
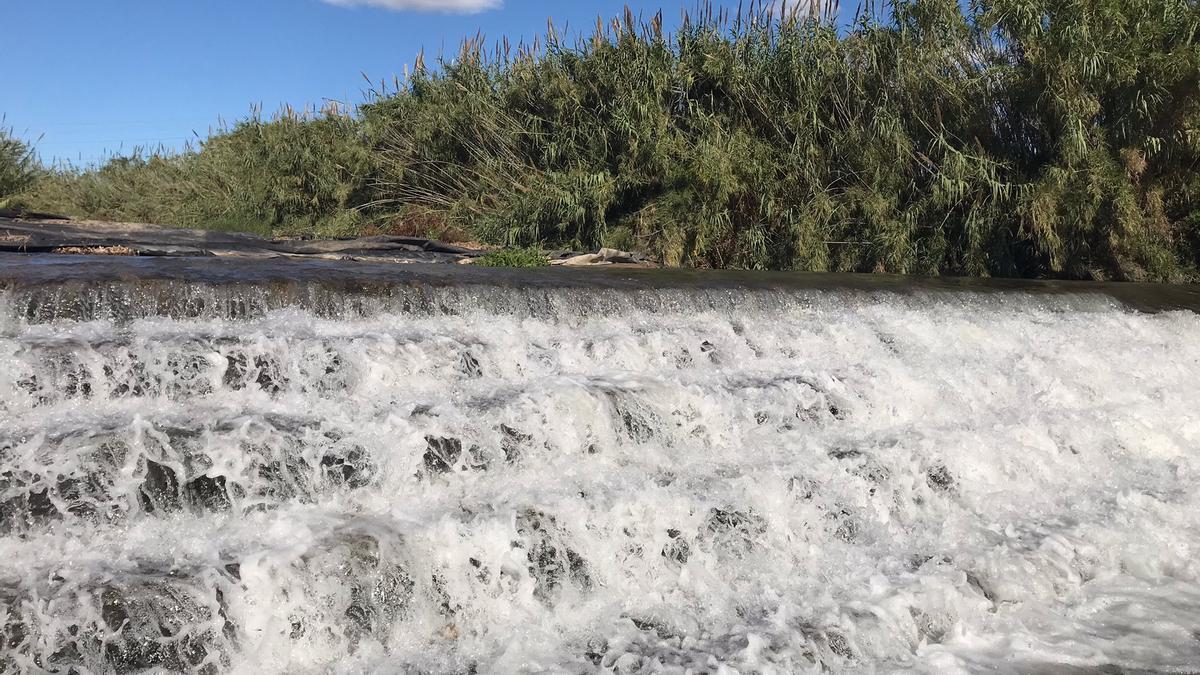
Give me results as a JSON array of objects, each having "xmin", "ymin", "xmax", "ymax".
[{"xmin": 2, "ymin": 256, "xmax": 1199, "ymax": 674}]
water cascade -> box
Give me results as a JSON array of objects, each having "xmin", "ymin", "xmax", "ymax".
[{"xmin": 2, "ymin": 257, "xmax": 1199, "ymax": 673}]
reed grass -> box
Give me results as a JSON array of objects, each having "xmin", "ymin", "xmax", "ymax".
[
  {"xmin": 24, "ymin": 105, "xmax": 373, "ymax": 237},
  {"xmin": 0, "ymin": 124, "xmax": 39, "ymax": 210},
  {"xmin": 13, "ymin": 0, "xmax": 1200, "ymax": 280}
]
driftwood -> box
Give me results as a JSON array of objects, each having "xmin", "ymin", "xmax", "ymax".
[
  {"xmin": 0, "ymin": 218, "xmax": 482, "ymax": 263},
  {"xmin": 552, "ymin": 247, "xmax": 642, "ymax": 266}
]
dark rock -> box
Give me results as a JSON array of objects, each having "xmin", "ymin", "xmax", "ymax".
[
  {"xmin": 222, "ymin": 353, "xmax": 247, "ymax": 390},
  {"xmin": 926, "ymin": 465, "xmax": 955, "ymax": 492},
  {"xmin": 59, "ymin": 472, "xmax": 115, "ymax": 521},
  {"xmin": 253, "ymin": 356, "xmax": 284, "ymax": 394},
  {"xmin": 788, "ymin": 476, "xmax": 817, "ymax": 501},
  {"xmin": 460, "ymin": 352, "xmax": 483, "ymax": 378},
  {"xmin": 965, "ymin": 571, "xmax": 997, "ymax": 603},
  {"xmin": 185, "ymin": 475, "xmax": 232, "ymax": 512},
  {"xmin": 99, "ymin": 582, "xmax": 229, "ymax": 672},
  {"xmin": 0, "ymin": 485, "xmax": 60, "ymax": 533},
  {"xmin": 138, "ymin": 460, "xmax": 183, "ymax": 514},
  {"xmin": 423, "ymin": 437, "xmax": 463, "ymax": 474},
  {"xmin": 321, "ymin": 446, "xmax": 374, "ymax": 488},
  {"xmin": 610, "ymin": 397, "xmax": 655, "ymax": 443},
  {"xmin": 661, "ymin": 529, "xmax": 692, "ymax": 565},
  {"xmin": 464, "ymin": 444, "xmax": 490, "ymax": 471},
  {"xmin": 826, "ymin": 508, "xmax": 859, "ymax": 542},
  {"xmin": 499, "ymin": 425, "xmax": 531, "ymax": 463},
  {"xmin": 702, "ymin": 508, "xmax": 767, "ymax": 552},
  {"xmin": 630, "ymin": 616, "xmax": 678, "ymax": 639},
  {"xmin": 314, "ymin": 534, "xmax": 415, "ymax": 648},
  {"xmin": 583, "ymin": 637, "xmax": 609, "ymax": 666},
  {"xmin": 516, "ymin": 510, "xmax": 592, "ymax": 604},
  {"xmin": 826, "ymin": 630, "xmax": 854, "ymax": 659},
  {"xmin": 222, "ymin": 353, "xmax": 284, "ymax": 393},
  {"xmin": 27, "ymin": 487, "xmax": 57, "ymax": 520}
]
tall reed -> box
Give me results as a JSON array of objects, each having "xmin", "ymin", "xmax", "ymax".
[
  {"xmin": 366, "ymin": 0, "xmax": 1200, "ymax": 280},
  {"xmin": 26, "ymin": 105, "xmax": 373, "ymax": 236},
  {"xmin": 0, "ymin": 124, "xmax": 39, "ymax": 209},
  {"xmin": 15, "ymin": 0, "xmax": 1200, "ymax": 280}
]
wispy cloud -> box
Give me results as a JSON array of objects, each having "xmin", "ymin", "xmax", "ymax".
[{"xmin": 320, "ymin": 0, "xmax": 500, "ymax": 14}]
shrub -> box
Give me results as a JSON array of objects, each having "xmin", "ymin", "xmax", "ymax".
[
  {"xmin": 23, "ymin": 106, "xmax": 375, "ymax": 236},
  {"xmin": 366, "ymin": 0, "xmax": 1200, "ymax": 280},
  {"xmin": 0, "ymin": 126, "xmax": 39, "ymax": 208},
  {"xmin": 474, "ymin": 247, "xmax": 550, "ymax": 268}
]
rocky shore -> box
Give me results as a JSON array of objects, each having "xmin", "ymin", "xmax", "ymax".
[
  {"xmin": 0, "ymin": 217, "xmax": 661, "ymax": 269},
  {"xmin": 0, "ymin": 217, "xmax": 482, "ymax": 264}
]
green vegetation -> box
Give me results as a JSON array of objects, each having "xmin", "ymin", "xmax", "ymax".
[
  {"xmin": 10, "ymin": 0, "xmax": 1200, "ymax": 281},
  {"xmin": 474, "ymin": 247, "xmax": 551, "ymax": 268},
  {"xmin": 0, "ymin": 125, "xmax": 39, "ymax": 210},
  {"xmin": 25, "ymin": 106, "xmax": 372, "ymax": 236}
]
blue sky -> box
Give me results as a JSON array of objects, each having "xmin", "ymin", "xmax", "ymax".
[{"xmin": 5, "ymin": 0, "xmax": 839, "ymax": 166}]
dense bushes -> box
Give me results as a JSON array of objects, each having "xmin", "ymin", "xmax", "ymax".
[
  {"xmin": 27, "ymin": 107, "xmax": 374, "ymax": 236},
  {"xmin": 368, "ymin": 0, "xmax": 1200, "ymax": 280},
  {"xmin": 0, "ymin": 126, "xmax": 39, "ymax": 209},
  {"xmin": 14, "ymin": 0, "xmax": 1200, "ymax": 280}
]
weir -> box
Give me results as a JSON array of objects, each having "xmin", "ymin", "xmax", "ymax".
[{"xmin": 1, "ymin": 255, "xmax": 1199, "ymax": 673}]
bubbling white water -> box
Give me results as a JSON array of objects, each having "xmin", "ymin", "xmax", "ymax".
[{"xmin": 1, "ymin": 285, "xmax": 1199, "ymax": 674}]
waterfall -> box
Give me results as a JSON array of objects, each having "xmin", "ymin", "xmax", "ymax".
[{"xmin": 2, "ymin": 257, "xmax": 1199, "ymax": 673}]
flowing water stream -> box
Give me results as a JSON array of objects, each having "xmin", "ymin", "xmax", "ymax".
[{"xmin": 1, "ymin": 256, "xmax": 1199, "ymax": 674}]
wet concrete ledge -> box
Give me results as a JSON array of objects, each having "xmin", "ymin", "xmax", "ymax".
[
  {"xmin": 0, "ymin": 252, "xmax": 1198, "ymax": 314},
  {"xmin": 3, "ymin": 216, "xmax": 1200, "ymax": 313}
]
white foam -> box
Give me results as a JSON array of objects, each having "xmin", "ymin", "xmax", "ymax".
[{"xmin": 1, "ymin": 293, "xmax": 1198, "ymax": 673}]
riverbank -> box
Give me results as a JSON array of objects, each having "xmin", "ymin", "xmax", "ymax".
[
  {"xmin": 0, "ymin": 216, "xmax": 482, "ymax": 263},
  {"xmin": 0, "ymin": 216, "xmax": 665, "ymax": 270},
  {"xmin": 6, "ymin": 1, "xmax": 1198, "ymax": 282}
]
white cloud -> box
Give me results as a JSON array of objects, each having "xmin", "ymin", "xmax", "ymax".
[{"xmin": 320, "ymin": 0, "xmax": 500, "ymax": 13}]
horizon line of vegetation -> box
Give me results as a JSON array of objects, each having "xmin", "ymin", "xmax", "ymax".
[{"xmin": 2, "ymin": 0, "xmax": 1198, "ymax": 281}]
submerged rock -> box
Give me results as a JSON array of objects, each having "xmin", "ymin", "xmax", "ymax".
[
  {"xmin": 515, "ymin": 510, "xmax": 593, "ymax": 604},
  {"xmin": 423, "ymin": 436, "xmax": 463, "ymax": 474}
]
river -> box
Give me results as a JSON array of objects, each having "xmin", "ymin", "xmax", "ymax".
[{"xmin": 2, "ymin": 255, "xmax": 1199, "ymax": 673}]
